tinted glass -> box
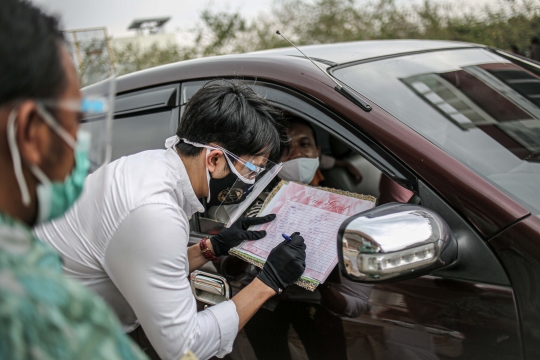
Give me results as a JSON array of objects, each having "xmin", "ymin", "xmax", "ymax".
[
  {"xmin": 81, "ymin": 110, "xmax": 177, "ymax": 164},
  {"xmin": 334, "ymin": 49, "xmax": 540, "ymax": 214}
]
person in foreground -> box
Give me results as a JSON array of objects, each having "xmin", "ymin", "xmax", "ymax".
[
  {"xmin": 0, "ymin": 1, "xmax": 147, "ymax": 359},
  {"xmin": 36, "ymin": 81, "xmax": 307, "ymax": 360}
]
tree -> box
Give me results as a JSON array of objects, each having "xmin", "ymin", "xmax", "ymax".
[
  {"xmin": 78, "ymin": 38, "xmax": 115, "ymax": 86},
  {"xmin": 81, "ymin": 0, "xmax": 540, "ymax": 79}
]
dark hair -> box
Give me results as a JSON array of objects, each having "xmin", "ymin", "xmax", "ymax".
[
  {"xmin": 0, "ymin": 0, "xmax": 66, "ymax": 105},
  {"xmin": 176, "ymin": 80, "xmax": 289, "ymax": 163},
  {"xmin": 532, "ymin": 37, "xmax": 539, "ymax": 44},
  {"xmin": 288, "ymin": 116, "xmax": 319, "ymax": 147}
]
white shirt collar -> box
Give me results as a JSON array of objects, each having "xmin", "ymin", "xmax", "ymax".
[{"xmin": 164, "ymin": 136, "xmax": 204, "ymax": 217}]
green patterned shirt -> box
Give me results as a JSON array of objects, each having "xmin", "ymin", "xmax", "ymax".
[{"xmin": 0, "ymin": 213, "xmax": 147, "ymax": 360}]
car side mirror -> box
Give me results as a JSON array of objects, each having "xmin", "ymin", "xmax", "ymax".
[{"xmin": 338, "ymin": 203, "xmax": 457, "ymax": 282}]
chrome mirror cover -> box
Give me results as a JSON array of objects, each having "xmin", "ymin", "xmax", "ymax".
[{"xmin": 338, "ymin": 203, "xmax": 457, "ymax": 282}]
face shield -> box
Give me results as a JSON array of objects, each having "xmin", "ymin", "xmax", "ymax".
[
  {"xmin": 214, "ymin": 156, "xmax": 283, "ymax": 227},
  {"xmin": 32, "ymin": 75, "xmax": 116, "ymax": 261},
  {"xmin": 181, "ymin": 138, "xmax": 283, "ymax": 227},
  {"xmin": 75, "ymin": 76, "xmax": 116, "ymax": 172}
]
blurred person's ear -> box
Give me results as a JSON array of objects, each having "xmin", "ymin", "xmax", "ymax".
[{"xmin": 15, "ymin": 101, "xmax": 51, "ymax": 168}]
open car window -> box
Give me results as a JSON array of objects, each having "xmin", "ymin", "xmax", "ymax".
[
  {"xmin": 181, "ymin": 80, "xmax": 415, "ymax": 234},
  {"xmin": 194, "ymin": 112, "xmax": 383, "ymax": 232}
]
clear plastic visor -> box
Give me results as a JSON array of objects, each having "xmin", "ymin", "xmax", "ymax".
[
  {"xmin": 181, "ymin": 138, "xmax": 267, "ymax": 183},
  {"xmin": 180, "ymin": 138, "xmax": 283, "ymax": 226},
  {"xmin": 77, "ymin": 76, "xmax": 116, "ymax": 172},
  {"xmin": 217, "ymin": 159, "xmax": 283, "ymax": 227}
]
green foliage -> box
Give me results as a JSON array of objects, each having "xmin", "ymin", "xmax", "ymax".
[
  {"xmin": 82, "ymin": 0, "xmax": 540, "ymax": 78},
  {"xmin": 113, "ymin": 42, "xmax": 195, "ymax": 75},
  {"xmin": 244, "ymin": 0, "xmax": 540, "ymax": 50},
  {"xmin": 194, "ymin": 9, "xmax": 248, "ymax": 56}
]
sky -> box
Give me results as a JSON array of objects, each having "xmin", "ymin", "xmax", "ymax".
[
  {"xmin": 34, "ymin": 0, "xmax": 502, "ymax": 41},
  {"xmin": 33, "ymin": 0, "xmax": 274, "ymax": 39}
]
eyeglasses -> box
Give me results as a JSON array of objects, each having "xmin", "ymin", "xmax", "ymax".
[{"xmin": 181, "ymin": 138, "xmax": 267, "ymax": 183}]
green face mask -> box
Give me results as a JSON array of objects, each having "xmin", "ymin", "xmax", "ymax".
[
  {"xmin": 30, "ymin": 129, "xmax": 91, "ymax": 223},
  {"xmin": 7, "ymin": 105, "xmax": 91, "ymax": 224}
]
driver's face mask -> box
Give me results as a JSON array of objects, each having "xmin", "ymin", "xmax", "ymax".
[
  {"xmin": 181, "ymin": 139, "xmax": 266, "ymax": 207},
  {"xmin": 279, "ymin": 157, "xmax": 320, "ymax": 184},
  {"xmin": 7, "ymin": 98, "xmax": 107, "ymax": 224}
]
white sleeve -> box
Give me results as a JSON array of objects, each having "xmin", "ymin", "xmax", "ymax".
[{"xmin": 104, "ymin": 204, "xmax": 239, "ymax": 360}]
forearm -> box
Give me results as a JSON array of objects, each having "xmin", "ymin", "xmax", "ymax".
[
  {"xmin": 187, "ymin": 239, "xmax": 212, "ymax": 273},
  {"xmin": 232, "ymin": 278, "xmax": 276, "ymax": 330}
]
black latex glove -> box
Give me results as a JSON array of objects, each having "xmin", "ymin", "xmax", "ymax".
[
  {"xmin": 257, "ymin": 233, "xmax": 306, "ymax": 294},
  {"xmin": 210, "ymin": 214, "xmax": 276, "ymax": 256}
]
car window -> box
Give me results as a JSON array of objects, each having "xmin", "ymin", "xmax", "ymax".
[
  {"xmin": 197, "ymin": 126, "xmax": 386, "ymax": 238},
  {"xmin": 182, "ymin": 80, "xmax": 416, "ymax": 233},
  {"xmin": 312, "ymin": 126, "xmax": 383, "ymax": 199},
  {"xmin": 111, "ymin": 110, "xmax": 178, "ymax": 160},
  {"xmin": 81, "ymin": 83, "xmax": 180, "ymax": 165},
  {"xmin": 81, "ymin": 109, "xmax": 178, "ymax": 163},
  {"xmin": 333, "ymin": 48, "xmax": 540, "ymax": 214}
]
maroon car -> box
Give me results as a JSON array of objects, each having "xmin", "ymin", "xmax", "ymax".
[{"xmin": 83, "ymin": 40, "xmax": 540, "ymax": 360}]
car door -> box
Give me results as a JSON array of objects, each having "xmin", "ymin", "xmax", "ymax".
[
  {"xmin": 182, "ymin": 79, "xmax": 522, "ymax": 360},
  {"xmin": 353, "ymin": 180, "xmax": 521, "ymax": 360}
]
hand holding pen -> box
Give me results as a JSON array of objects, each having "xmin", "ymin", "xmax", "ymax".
[
  {"xmin": 282, "ymin": 232, "xmax": 301, "ymax": 242},
  {"xmin": 259, "ymin": 231, "xmax": 306, "ymax": 294}
]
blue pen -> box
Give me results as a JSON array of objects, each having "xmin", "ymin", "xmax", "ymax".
[{"xmin": 282, "ymin": 232, "xmax": 300, "ymax": 242}]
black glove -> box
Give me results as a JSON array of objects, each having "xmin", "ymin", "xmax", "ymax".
[
  {"xmin": 210, "ymin": 214, "xmax": 276, "ymax": 256},
  {"xmin": 257, "ymin": 233, "xmax": 306, "ymax": 294}
]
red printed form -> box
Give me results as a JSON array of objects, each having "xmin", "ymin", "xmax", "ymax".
[{"xmin": 235, "ymin": 182, "xmax": 375, "ymax": 287}]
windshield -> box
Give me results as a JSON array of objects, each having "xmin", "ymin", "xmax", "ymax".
[{"xmin": 333, "ymin": 48, "xmax": 540, "ymax": 214}]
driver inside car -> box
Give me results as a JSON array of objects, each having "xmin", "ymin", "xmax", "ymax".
[
  {"xmin": 244, "ymin": 117, "xmax": 362, "ymax": 217},
  {"xmin": 220, "ymin": 117, "xmax": 373, "ymax": 360}
]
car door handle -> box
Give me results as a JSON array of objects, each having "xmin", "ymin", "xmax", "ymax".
[{"xmin": 190, "ymin": 270, "xmax": 231, "ymax": 306}]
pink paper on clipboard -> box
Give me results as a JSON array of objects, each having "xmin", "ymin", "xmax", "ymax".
[{"xmin": 237, "ymin": 182, "xmax": 375, "ymax": 287}]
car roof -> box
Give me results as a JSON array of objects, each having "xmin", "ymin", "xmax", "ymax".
[
  {"xmin": 249, "ymin": 39, "xmax": 480, "ymax": 65},
  {"xmin": 84, "ymin": 39, "xmax": 483, "ymax": 95}
]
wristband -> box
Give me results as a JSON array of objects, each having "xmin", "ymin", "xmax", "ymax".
[{"xmin": 199, "ymin": 237, "xmax": 220, "ymax": 263}]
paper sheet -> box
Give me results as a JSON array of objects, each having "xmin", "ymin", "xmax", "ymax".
[{"xmin": 230, "ymin": 181, "xmax": 376, "ymax": 291}]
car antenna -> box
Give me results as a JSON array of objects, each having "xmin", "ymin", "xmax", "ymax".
[{"xmin": 276, "ymin": 30, "xmax": 372, "ymax": 112}]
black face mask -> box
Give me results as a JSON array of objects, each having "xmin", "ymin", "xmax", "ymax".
[{"xmin": 207, "ymin": 170, "xmax": 255, "ymax": 207}]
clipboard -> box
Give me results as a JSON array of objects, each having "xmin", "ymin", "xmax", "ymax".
[{"xmin": 229, "ymin": 180, "xmax": 376, "ymax": 291}]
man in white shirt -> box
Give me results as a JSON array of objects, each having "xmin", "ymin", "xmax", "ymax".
[{"xmin": 35, "ymin": 81, "xmax": 307, "ymax": 360}]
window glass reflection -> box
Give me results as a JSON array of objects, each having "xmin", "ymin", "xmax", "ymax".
[{"xmin": 334, "ymin": 49, "xmax": 540, "ymax": 213}]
